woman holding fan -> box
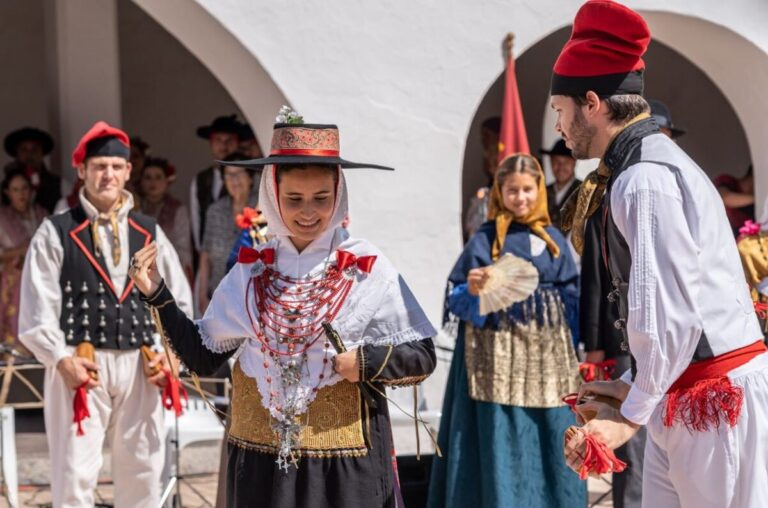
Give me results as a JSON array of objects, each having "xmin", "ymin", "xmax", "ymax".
[{"xmin": 428, "ymin": 153, "xmax": 585, "ymax": 507}]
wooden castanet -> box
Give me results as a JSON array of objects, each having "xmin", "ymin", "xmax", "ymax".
[{"xmin": 74, "ymin": 342, "xmax": 99, "ymax": 382}]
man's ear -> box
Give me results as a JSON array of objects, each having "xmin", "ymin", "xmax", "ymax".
[
  {"xmin": 584, "ymin": 91, "xmax": 603, "ymax": 119},
  {"xmin": 76, "ymin": 163, "xmax": 86, "ymax": 181}
]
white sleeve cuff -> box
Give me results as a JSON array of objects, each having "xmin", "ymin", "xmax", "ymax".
[
  {"xmin": 620, "ymin": 383, "xmax": 663, "ymax": 426},
  {"xmin": 619, "ymin": 368, "xmax": 633, "ymax": 385},
  {"xmin": 757, "ymin": 277, "xmax": 768, "ymax": 297}
]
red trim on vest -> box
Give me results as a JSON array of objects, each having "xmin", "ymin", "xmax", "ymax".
[
  {"xmin": 123, "ymin": 218, "xmax": 152, "ymax": 302},
  {"xmin": 69, "ymin": 216, "xmax": 153, "ymax": 304},
  {"xmin": 664, "ymin": 340, "xmax": 766, "ymax": 431},
  {"xmin": 70, "ymin": 219, "xmax": 117, "ymax": 297}
]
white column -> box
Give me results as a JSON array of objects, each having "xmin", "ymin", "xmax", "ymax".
[{"xmin": 44, "ymin": 0, "xmax": 122, "ymax": 188}]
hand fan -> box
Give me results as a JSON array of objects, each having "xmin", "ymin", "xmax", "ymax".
[{"xmin": 478, "ymin": 253, "xmax": 539, "ymax": 315}]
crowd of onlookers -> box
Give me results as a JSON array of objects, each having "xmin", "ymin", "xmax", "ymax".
[{"xmin": 0, "ymin": 114, "xmax": 266, "ymax": 356}]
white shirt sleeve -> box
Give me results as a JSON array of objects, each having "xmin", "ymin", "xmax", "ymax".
[
  {"xmin": 190, "ymin": 178, "xmax": 201, "ymax": 251},
  {"xmin": 611, "ymin": 187, "xmax": 704, "ymax": 425},
  {"xmin": 155, "ymin": 225, "xmax": 194, "ymax": 318},
  {"xmin": 18, "ymin": 220, "xmax": 68, "ymax": 367}
]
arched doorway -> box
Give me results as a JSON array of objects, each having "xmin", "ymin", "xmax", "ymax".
[{"xmin": 462, "ymin": 16, "xmax": 757, "ymax": 231}]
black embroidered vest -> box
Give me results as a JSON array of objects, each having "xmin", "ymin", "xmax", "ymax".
[
  {"xmin": 601, "ymin": 118, "xmax": 713, "ymax": 378},
  {"xmin": 50, "ymin": 206, "xmax": 157, "ymax": 350}
]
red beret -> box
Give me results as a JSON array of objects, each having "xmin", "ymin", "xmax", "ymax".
[
  {"xmin": 551, "ymin": 0, "xmax": 650, "ymax": 96},
  {"xmin": 71, "ymin": 121, "xmax": 130, "ymax": 168}
]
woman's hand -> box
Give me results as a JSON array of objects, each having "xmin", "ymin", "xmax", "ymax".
[
  {"xmin": 334, "ymin": 349, "xmax": 360, "ymax": 382},
  {"xmin": 128, "ymin": 242, "xmax": 162, "ymax": 296},
  {"xmin": 467, "ymin": 267, "xmax": 490, "ymax": 296}
]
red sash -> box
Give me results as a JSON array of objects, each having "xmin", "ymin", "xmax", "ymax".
[{"xmin": 664, "ymin": 340, "xmax": 766, "ymax": 431}]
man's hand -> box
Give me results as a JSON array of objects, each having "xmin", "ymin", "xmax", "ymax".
[
  {"xmin": 334, "ymin": 349, "xmax": 360, "ymax": 383},
  {"xmin": 564, "ymin": 401, "xmax": 640, "ymax": 474},
  {"xmin": 467, "ymin": 267, "xmax": 490, "ymax": 296},
  {"xmin": 147, "ymin": 351, "xmax": 171, "ymax": 388},
  {"xmin": 57, "ymin": 356, "xmax": 99, "ymax": 390},
  {"xmin": 584, "ymin": 350, "xmax": 605, "ymax": 364},
  {"xmin": 578, "ymin": 378, "xmax": 631, "ymax": 404}
]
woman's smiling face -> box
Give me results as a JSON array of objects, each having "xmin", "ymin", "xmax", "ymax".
[{"xmin": 277, "ymin": 165, "xmax": 337, "ymax": 250}]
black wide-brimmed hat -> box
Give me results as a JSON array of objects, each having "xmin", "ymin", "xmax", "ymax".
[
  {"xmin": 4, "ymin": 127, "xmax": 54, "ymax": 157},
  {"xmin": 196, "ymin": 114, "xmax": 243, "ymax": 140},
  {"xmin": 222, "ymin": 122, "xmax": 393, "ymax": 171},
  {"xmin": 539, "ymin": 138, "xmax": 573, "ymax": 157},
  {"xmin": 648, "ymin": 100, "xmax": 685, "ymax": 139}
]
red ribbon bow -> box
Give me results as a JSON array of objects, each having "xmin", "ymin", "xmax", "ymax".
[
  {"xmin": 238, "ymin": 247, "xmax": 275, "ymax": 265},
  {"xmin": 336, "ymin": 250, "xmax": 377, "ymax": 273},
  {"xmin": 73, "ymin": 381, "xmax": 91, "ymax": 436},
  {"xmin": 162, "ymin": 371, "xmax": 189, "ymax": 417}
]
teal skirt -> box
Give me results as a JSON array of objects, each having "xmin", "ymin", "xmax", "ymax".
[{"xmin": 427, "ymin": 325, "xmax": 587, "ymax": 508}]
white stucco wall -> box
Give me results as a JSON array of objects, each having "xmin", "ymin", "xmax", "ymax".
[{"xmin": 154, "ymin": 0, "xmax": 768, "ymax": 328}]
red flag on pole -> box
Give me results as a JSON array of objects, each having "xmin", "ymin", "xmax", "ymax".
[{"xmin": 498, "ymin": 34, "xmax": 530, "ymax": 162}]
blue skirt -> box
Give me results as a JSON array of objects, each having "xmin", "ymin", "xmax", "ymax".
[{"xmin": 427, "ymin": 326, "xmax": 587, "ymax": 508}]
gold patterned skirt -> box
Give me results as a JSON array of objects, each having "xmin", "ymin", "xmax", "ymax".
[
  {"xmin": 464, "ymin": 301, "xmax": 580, "ymax": 408},
  {"xmin": 228, "ymin": 361, "xmax": 369, "ymax": 458}
]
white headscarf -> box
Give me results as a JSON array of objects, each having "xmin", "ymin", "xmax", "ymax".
[{"xmin": 258, "ymin": 164, "xmax": 348, "ymax": 239}]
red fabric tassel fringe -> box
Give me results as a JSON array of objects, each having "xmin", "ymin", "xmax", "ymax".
[
  {"xmin": 578, "ymin": 434, "xmax": 627, "ymax": 480},
  {"xmin": 73, "ymin": 381, "xmax": 90, "ymax": 436},
  {"xmin": 663, "ymin": 376, "xmax": 744, "ymax": 432},
  {"xmin": 162, "ymin": 371, "xmax": 188, "ymax": 417}
]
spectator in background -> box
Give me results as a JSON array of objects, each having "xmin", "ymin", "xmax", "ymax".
[
  {"xmin": 714, "ymin": 164, "xmax": 754, "ymax": 236},
  {"xmin": 196, "ymin": 152, "xmax": 258, "ymax": 313},
  {"xmin": 238, "ymin": 123, "xmax": 264, "ymax": 159},
  {"xmin": 0, "ymin": 169, "xmax": 47, "ymax": 356},
  {"xmin": 139, "ymin": 157, "xmax": 193, "ymax": 281},
  {"xmin": 464, "ymin": 116, "xmax": 501, "ymax": 238},
  {"xmin": 126, "ymin": 136, "xmax": 150, "ymax": 197},
  {"xmin": 3, "ymin": 127, "xmax": 60, "ymax": 213},
  {"xmin": 541, "ymin": 138, "xmax": 580, "ymax": 230},
  {"xmin": 190, "ymin": 115, "xmax": 242, "ymax": 253}
]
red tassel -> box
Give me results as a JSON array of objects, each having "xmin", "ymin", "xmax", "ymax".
[
  {"xmin": 162, "ymin": 371, "xmax": 188, "ymax": 417},
  {"xmin": 663, "ymin": 376, "xmax": 744, "ymax": 432},
  {"xmin": 577, "ymin": 434, "xmax": 627, "ymax": 480},
  {"xmin": 72, "ymin": 381, "xmax": 91, "ymax": 436}
]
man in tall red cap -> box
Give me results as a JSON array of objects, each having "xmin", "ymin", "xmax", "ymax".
[
  {"xmin": 555, "ymin": 1, "xmax": 768, "ymax": 506},
  {"xmin": 18, "ymin": 121, "xmax": 192, "ymax": 507}
]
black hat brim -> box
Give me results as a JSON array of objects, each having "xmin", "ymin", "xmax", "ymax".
[
  {"xmin": 4, "ymin": 128, "xmax": 54, "ymax": 157},
  {"xmin": 217, "ymin": 155, "xmax": 394, "ymax": 171}
]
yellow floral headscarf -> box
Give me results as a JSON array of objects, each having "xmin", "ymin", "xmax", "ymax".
[{"xmin": 487, "ymin": 153, "xmax": 560, "ymax": 261}]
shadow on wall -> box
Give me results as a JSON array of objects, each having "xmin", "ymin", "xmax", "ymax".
[{"xmin": 462, "ymin": 25, "xmax": 751, "ymax": 225}]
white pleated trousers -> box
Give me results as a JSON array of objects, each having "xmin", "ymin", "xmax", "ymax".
[
  {"xmin": 642, "ymin": 351, "xmax": 768, "ymax": 508},
  {"xmin": 43, "ymin": 348, "xmax": 165, "ymax": 508}
]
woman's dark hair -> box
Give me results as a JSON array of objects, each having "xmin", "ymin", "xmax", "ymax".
[
  {"xmin": 275, "ymin": 163, "xmax": 339, "ymax": 183},
  {"xmin": 220, "ymin": 151, "xmax": 256, "ymax": 179},
  {"xmin": 142, "ymin": 157, "xmax": 172, "ymax": 176},
  {"xmin": 1, "ymin": 167, "xmax": 32, "ymax": 206},
  {"xmin": 569, "ymin": 93, "xmax": 650, "ymax": 123}
]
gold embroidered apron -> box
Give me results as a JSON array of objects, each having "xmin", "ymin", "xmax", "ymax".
[
  {"xmin": 228, "ymin": 361, "xmax": 368, "ymax": 458},
  {"xmin": 464, "ymin": 292, "xmax": 580, "ymax": 408}
]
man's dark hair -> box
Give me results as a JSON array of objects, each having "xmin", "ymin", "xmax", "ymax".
[
  {"xmin": 481, "ymin": 116, "xmax": 502, "ymax": 134},
  {"xmin": 569, "ymin": 94, "xmax": 650, "ymax": 123}
]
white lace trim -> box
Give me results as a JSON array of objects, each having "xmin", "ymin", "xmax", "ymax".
[
  {"xmin": 365, "ymin": 321, "xmax": 436, "ymax": 347},
  {"xmin": 198, "ymin": 323, "xmax": 246, "ymax": 353}
]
